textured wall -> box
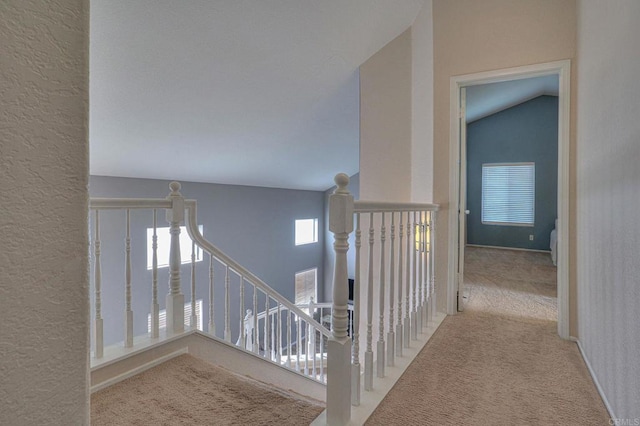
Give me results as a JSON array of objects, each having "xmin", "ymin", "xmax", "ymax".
[
  {"xmin": 360, "ymin": 29, "xmax": 413, "ymax": 202},
  {"xmin": 432, "ymin": 0, "xmax": 577, "ymax": 327},
  {"xmin": 576, "ymin": 0, "xmax": 640, "ymax": 419},
  {"xmin": 0, "ymin": 1, "xmax": 89, "ymax": 424},
  {"xmin": 466, "ymin": 96, "xmax": 558, "ymax": 250}
]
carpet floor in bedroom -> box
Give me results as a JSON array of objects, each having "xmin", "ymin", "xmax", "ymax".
[{"xmin": 366, "ymin": 246, "xmax": 610, "ymax": 426}]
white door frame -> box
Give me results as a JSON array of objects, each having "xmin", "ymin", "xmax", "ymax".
[{"xmin": 446, "ymin": 59, "xmax": 571, "ymax": 339}]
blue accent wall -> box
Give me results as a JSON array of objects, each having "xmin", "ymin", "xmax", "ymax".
[{"xmin": 466, "ymin": 95, "xmax": 558, "ymax": 250}]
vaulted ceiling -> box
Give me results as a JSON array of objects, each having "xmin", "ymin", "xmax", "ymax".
[
  {"xmin": 466, "ymin": 75, "xmax": 559, "ymax": 123},
  {"xmin": 90, "ymin": 0, "xmax": 426, "ymax": 191}
]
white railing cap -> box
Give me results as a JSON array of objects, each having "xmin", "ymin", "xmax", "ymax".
[{"xmin": 354, "ymin": 200, "xmax": 439, "ymax": 213}]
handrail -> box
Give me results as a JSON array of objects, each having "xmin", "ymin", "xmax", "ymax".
[
  {"xmin": 184, "ymin": 199, "xmax": 330, "ymax": 338},
  {"xmin": 354, "ymin": 200, "xmax": 439, "ymax": 213}
]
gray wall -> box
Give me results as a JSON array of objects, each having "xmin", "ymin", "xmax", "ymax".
[
  {"xmin": 466, "ymin": 95, "xmax": 558, "ymax": 250},
  {"xmin": 89, "ymin": 176, "xmax": 325, "ymax": 346},
  {"xmin": 323, "ymin": 173, "xmax": 360, "ymax": 302}
]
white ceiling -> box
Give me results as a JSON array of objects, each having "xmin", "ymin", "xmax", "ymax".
[
  {"xmin": 465, "ymin": 75, "xmax": 559, "ymax": 123},
  {"xmin": 90, "ymin": 0, "xmax": 426, "ymax": 191}
]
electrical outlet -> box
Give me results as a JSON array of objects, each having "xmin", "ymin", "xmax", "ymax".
[{"xmin": 529, "ymin": 235, "xmax": 534, "ymax": 241}]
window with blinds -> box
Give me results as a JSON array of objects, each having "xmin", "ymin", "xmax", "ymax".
[
  {"xmin": 481, "ymin": 163, "xmax": 535, "ymax": 227},
  {"xmin": 295, "ymin": 268, "xmax": 317, "ymax": 314},
  {"xmin": 147, "ymin": 299, "xmax": 203, "ymax": 332}
]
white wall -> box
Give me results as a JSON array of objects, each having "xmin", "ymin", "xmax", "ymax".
[
  {"xmin": 576, "ymin": 0, "xmax": 640, "ymax": 419},
  {"xmin": 0, "ymin": 1, "xmax": 89, "ymax": 423},
  {"xmin": 411, "ymin": 1, "xmax": 434, "ymax": 203},
  {"xmin": 432, "ymin": 0, "xmax": 577, "ymax": 319},
  {"xmin": 359, "ymin": 29, "xmax": 413, "ymax": 202}
]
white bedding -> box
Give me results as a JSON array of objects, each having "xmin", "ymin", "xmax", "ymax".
[{"xmin": 550, "ymin": 218, "xmax": 558, "ymax": 266}]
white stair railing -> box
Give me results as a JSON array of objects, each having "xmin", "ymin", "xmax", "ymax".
[
  {"xmin": 326, "ymin": 173, "xmax": 439, "ymax": 425},
  {"xmin": 89, "ymin": 182, "xmax": 330, "ymax": 384}
]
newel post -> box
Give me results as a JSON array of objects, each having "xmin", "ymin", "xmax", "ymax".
[
  {"xmin": 327, "ymin": 173, "xmax": 354, "ymax": 425},
  {"xmin": 166, "ymin": 181, "xmax": 185, "ymax": 335}
]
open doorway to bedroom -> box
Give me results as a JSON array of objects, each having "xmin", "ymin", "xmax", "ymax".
[
  {"xmin": 447, "ymin": 60, "xmax": 570, "ymax": 338},
  {"xmin": 462, "ymin": 76, "xmax": 559, "ymax": 323}
]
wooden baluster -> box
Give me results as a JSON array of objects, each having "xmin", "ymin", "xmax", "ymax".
[
  {"xmin": 166, "ymin": 182, "xmax": 185, "ymax": 335},
  {"xmin": 422, "ymin": 212, "xmax": 428, "ymax": 328},
  {"xmin": 264, "ymin": 296, "xmax": 269, "ymax": 359},
  {"xmin": 387, "ymin": 212, "xmax": 395, "ymax": 367},
  {"xmin": 239, "ymin": 276, "xmax": 245, "ymax": 348},
  {"xmin": 320, "ymin": 328, "xmax": 325, "ymax": 382},
  {"xmin": 411, "ymin": 211, "xmax": 419, "ymax": 340},
  {"xmin": 244, "ymin": 309, "xmax": 253, "ymax": 351},
  {"xmin": 307, "ymin": 297, "xmax": 315, "ymax": 375},
  {"xmin": 417, "ymin": 212, "xmax": 424, "ymax": 332},
  {"xmin": 404, "ymin": 211, "xmax": 411, "ymax": 348},
  {"xmin": 124, "ymin": 209, "xmax": 133, "ymax": 348},
  {"xmin": 150, "ymin": 210, "xmax": 160, "ymax": 339},
  {"xmin": 224, "ymin": 266, "xmax": 231, "ymax": 342},
  {"xmin": 277, "ymin": 303, "xmax": 282, "ymax": 364},
  {"xmin": 253, "ymin": 286, "xmax": 259, "ymax": 354},
  {"xmin": 271, "ymin": 309, "xmax": 276, "ymax": 361},
  {"xmin": 365, "ymin": 211, "xmax": 374, "ymax": 391},
  {"xmin": 351, "ymin": 212, "xmax": 361, "ymax": 405},
  {"xmin": 304, "ymin": 319, "xmax": 310, "ymax": 376},
  {"xmin": 93, "ymin": 210, "xmax": 104, "ymax": 358},
  {"xmin": 430, "ymin": 212, "xmax": 437, "ymax": 321},
  {"xmin": 208, "ymin": 254, "xmax": 215, "ymax": 336},
  {"xmin": 190, "ymin": 241, "xmax": 197, "ymax": 329},
  {"xmin": 296, "ymin": 314, "xmax": 301, "ymax": 372},
  {"xmin": 327, "ymin": 173, "xmax": 354, "ymax": 424},
  {"xmin": 287, "ymin": 310, "xmax": 292, "ymax": 368},
  {"xmin": 424, "ymin": 213, "xmax": 431, "ymax": 323},
  {"xmin": 311, "ymin": 327, "xmax": 316, "ymax": 378},
  {"xmin": 377, "ymin": 212, "xmax": 386, "ymax": 378},
  {"xmin": 396, "ymin": 211, "xmax": 403, "ymax": 357}
]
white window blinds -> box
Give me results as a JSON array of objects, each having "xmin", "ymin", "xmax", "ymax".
[{"xmin": 481, "ymin": 163, "xmax": 535, "ymax": 226}]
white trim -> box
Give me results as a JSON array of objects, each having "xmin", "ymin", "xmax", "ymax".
[
  {"xmin": 466, "ymin": 244, "xmax": 551, "ymax": 254},
  {"xmin": 91, "ymin": 348, "xmax": 188, "ymax": 393},
  {"xmin": 311, "ymin": 312, "xmax": 448, "ymax": 425},
  {"xmin": 576, "ymin": 340, "xmax": 616, "ymax": 420},
  {"xmin": 448, "ymin": 60, "xmax": 571, "ymax": 339}
]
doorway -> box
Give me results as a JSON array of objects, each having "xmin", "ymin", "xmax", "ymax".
[{"xmin": 447, "ymin": 60, "xmax": 571, "ymax": 339}]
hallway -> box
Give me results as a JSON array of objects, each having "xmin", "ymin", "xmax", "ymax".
[{"xmin": 366, "ymin": 247, "xmax": 608, "ymax": 425}]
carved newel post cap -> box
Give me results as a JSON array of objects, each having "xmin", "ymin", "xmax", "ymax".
[
  {"xmin": 334, "ymin": 173, "xmax": 350, "ymax": 194},
  {"xmin": 169, "ymin": 181, "xmax": 182, "ymax": 194}
]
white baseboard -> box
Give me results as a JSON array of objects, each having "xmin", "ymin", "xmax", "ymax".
[
  {"xmin": 91, "ymin": 348, "xmax": 188, "ymax": 393},
  {"xmin": 576, "ymin": 339, "xmax": 615, "ymax": 420},
  {"xmin": 466, "ymin": 244, "xmax": 552, "ymax": 254}
]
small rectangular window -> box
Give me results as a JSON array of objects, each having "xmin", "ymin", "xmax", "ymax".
[
  {"xmin": 295, "ymin": 218, "xmax": 318, "ymax": 246},
  {"xmin": 146, "ymin": 225, "xmax": 203, "ymax": 269},
  {"xmin": 482, "ymin": 163, "xmax": 535, "ymax": 226}
]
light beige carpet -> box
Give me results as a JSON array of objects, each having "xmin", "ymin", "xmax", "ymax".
[
  {"xmin": 91, "ymin": 354, "xmax": 324, "ymax": 425},
  {"xmin": 366, "ymin": 247, "xmax": 609, "ymax": 426}
]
